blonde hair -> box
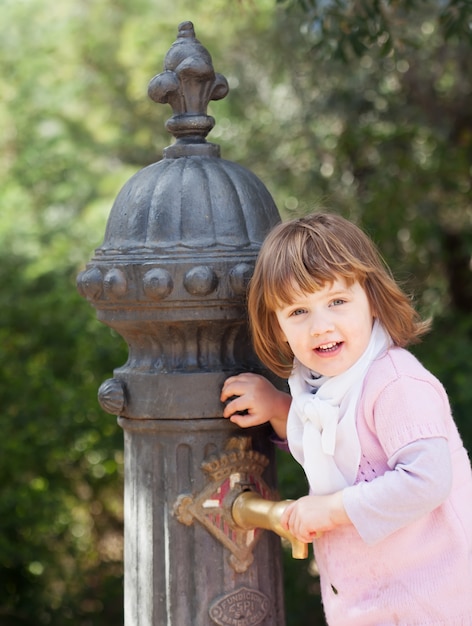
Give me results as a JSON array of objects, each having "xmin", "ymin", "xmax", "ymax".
[{"xmin": 248, "ymin": 212, "xmax": 430, "ymax": 378}]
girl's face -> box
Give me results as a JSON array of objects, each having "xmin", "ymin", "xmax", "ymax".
[{"xmin": 275, "ymin": 277, "xmax": 375, "ymax": 377}]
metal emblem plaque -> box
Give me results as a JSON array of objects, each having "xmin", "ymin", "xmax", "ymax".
[{"xmin": 209, "ymin": 586, "xmax": 270, "ymax": 626}]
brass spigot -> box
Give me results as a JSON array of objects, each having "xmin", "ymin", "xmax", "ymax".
[{"xmin": 232, "ymin": 490, "xmax": 309, "ymax": 559}]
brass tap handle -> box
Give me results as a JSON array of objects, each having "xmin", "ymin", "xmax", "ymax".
[{"xmin": 232, "ymin": 491, "xmax": 309, "ymax": 559}]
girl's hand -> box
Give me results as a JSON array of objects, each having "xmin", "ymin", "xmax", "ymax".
[
  {"xmin": 220, "ymin": 373, "xmax": 291, "ymax": 437},
  {"xmin": 280, "ymin": 493, "xmax": 350, "ymax": 543}
]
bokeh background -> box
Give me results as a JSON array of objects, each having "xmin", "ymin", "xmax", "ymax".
[{"xmin": 1, "ymin": 0, "xmax": 471, "ymax": 623}]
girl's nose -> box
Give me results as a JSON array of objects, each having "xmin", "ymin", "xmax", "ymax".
[{"xmin": 309, "ymin": 312, "xmax": 334, "ymax": 337}]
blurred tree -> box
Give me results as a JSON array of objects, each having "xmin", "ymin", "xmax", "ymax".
[
  {"xmin": 264, "ymin": 0, "xmax": 472, "ymax": 433},
  {"xmin": 0, "ymin": 259, "xmax": 126, "ymax": 625}
]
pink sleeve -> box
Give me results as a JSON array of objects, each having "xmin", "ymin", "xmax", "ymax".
[{"xmin": 370, "ymin": 376, "xmax": 450, "ymax": 458}]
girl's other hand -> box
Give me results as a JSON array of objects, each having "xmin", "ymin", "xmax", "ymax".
[{"xmin": 220, "ymin": 373, "xmax": 291, "ymax": 437}]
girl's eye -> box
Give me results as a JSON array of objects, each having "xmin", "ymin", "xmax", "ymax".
[
  {"xmin": 330, "ymin": 298, "xmax": 346, "ymax": 307},
  {"xmin": 290, "ymin": 308, "xmax": 307, "ymax": 317}
]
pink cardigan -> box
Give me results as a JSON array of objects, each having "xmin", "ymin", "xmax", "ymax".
[{"xmin": 314, "ymin": 348, "xmax": 472, "ymax": 625}]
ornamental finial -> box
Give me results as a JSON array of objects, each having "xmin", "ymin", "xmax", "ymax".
[{"xmin": 148, "ymin": 21, "xmax": 229, "ymax": 158}]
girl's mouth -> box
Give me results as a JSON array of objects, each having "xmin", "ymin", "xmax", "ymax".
[{"xmin": 315, "ymin": 341, "xmax": 342, "ymax": 354}]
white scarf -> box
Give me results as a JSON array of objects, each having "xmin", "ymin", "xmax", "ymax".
[{"xmin": 286, "ymin": 320, "xmax": 391, "ymax": 495}]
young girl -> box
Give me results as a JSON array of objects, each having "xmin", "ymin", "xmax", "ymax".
[{"xmin": 221, "ymin": 212, "xmax": 472, "ymax": 625}]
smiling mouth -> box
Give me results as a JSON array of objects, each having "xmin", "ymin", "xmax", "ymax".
[{"xmin": 316, "ymin": 341, "xmax": 342, "ymax": 353}]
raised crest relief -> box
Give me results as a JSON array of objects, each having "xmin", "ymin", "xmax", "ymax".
[{"xmin": 174, "ymin": 436, "xmax": 274, "ymax": 573}]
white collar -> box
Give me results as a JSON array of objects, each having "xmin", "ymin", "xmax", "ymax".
[{"xmin": 286, "ymin": 320, "xmax": 391, "ymax": 495}]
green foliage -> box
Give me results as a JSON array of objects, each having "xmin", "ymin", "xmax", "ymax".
[
  {"xmin": 275, "ymin": 0, "xmax": 472, "ymax": 58},
  {"xmin": 0, "ymin": 256, "xmax": 127, "ymax": 623},
  {"xmin": 413, "ymin": 313, "xmax": 472, "ymax": 452},
  {"xmin": 0, "ymin": 0, "xmax": 471, "ymax": 623}
]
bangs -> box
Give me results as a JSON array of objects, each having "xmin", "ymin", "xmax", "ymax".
[
  {"xmin": 260, "ymin": 228, "xmax": 361, "ymax": 310},
  {"xmin": 264, "ymin": 264, "xmax": 334, "ymax": 309}
]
